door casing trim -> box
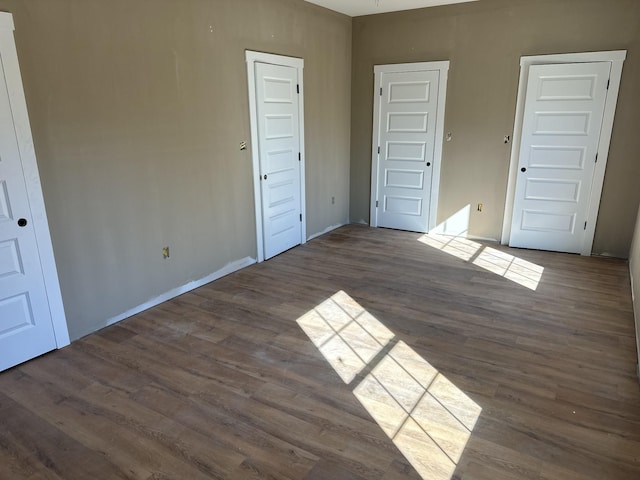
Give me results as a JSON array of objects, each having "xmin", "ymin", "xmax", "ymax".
[
  {"xmin": 0, "ymin": 12, "xmax": 69, "ymax": 347},
  {"xmin": 370, "ymin": 61, "xmax": 449, "ymax": 232},
  {"xmin": 245, "ymin": 50, "xmax": 306, "ymax": 262},
  {"xmin": 501, "ymin": 50, "xmax": 627, "ymax": 255}
]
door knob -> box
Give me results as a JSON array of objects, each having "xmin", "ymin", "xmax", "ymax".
[
  {"xmin": 426, "ymin": 162, "xmax": 431, "ymax": 167},
  {"xmin": 263, "ymin": 174, "xmax": 267, "ymax": 180},
  {"xmin": 521, "ymin": 167, "xmax": 527, "ymax": 173},
  {"xmin": 17, "ymin": 218, "xmax": 27, "ymax": 227}
]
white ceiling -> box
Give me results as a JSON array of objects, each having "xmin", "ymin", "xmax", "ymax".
[{"xmin": 304, "ymin": 0, "xmax": 479, "ymax": 17}]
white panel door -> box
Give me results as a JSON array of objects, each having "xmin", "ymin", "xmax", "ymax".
[
  {"xmin": 374, "ymin": 70, "xmax": 440, "ymax": 233},
  {"xmin": 509, "ymin": 62, "xmax": 611, "ymax": 253},
  {"xmin": 0, "ymin": 55, "xmax": 57, "ymax": 371},
  {"xmin": 255, "ymin": 62, "xmax": 302, "ymax": 260}
]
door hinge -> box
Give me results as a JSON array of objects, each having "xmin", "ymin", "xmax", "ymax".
[
  {"xmin": 297, "ymin": 84, "xmax": 300, "ymax": 94},
  {"xmin": 298, "ymin": 152, "xmax": 301, "ymax": 161},
  {"xmin": 299, "ymin": 213, "xmax": 302, "ymax": 222},
  {"xmin": 584, "ymin": 221, "xmax": 587, "ymax": 230},
  {"xmin": 376, "ymin": 200, "xmax": 379, "ymax": 208},
  {"xmin": 380, "ymin": 87, "xmax": 383, "ymax": 96},
  {"xmin": 377, "ymin": 146, "xmax": 380, "ymax": 154},
  {"xmin": 595, "ymin": 153, "xmax": 598, "ymax": 163},
  {"xmin": 607, "ymin": 79, "xmax": 610, "ymax": 90}
]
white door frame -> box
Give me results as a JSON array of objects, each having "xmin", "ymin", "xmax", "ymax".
[
  {"xmin": 370, "ymin": 61, "xmax": 449, "ymax": 232},
  {"xmin": 0, "ymin": 13, "xmax": 69, "ymax": 347},
  {"xmin": 245, "ymin": 51, "xmax": 306, "ymax": 263},
  {"xmin": 501, "ymin": 50, "xmax": 626, "ymax": 255}
]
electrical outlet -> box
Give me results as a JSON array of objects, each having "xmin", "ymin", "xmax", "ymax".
[
  {"xmin": 504, "ymin": 135, "xmax": 510, "ymax": 144},
  {"xmin": 162, "ymin": 246, "xmax": 170, "ymax": 259},
  {"xmin": 477, "ymin": 203, "xmax": 483, "ymax": 212}
]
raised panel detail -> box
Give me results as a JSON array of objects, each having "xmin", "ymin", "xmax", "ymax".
[
  {"xmin": 385, "ymin": 169, "xmax": 424, "ymax": 190},
  {"xmin": 263, "ymin": 77, "xmax": 293, "ymax": 103},
  {"xmin": 266, "ymin": 149, "xmax": 294, "ymax": 173},
  {"xmin": 387, "ymin": 113, "xmax": 428, "ymax": 133},
  {"xmin": 386, "ymin": 142, "xmax": 426, "ymax": 162},
  {"xmin": 521, "ymin": 210, "xmax": 575, "ymax": 233},
  {"xmin": 265, "ymin": 115, "xmax": 294, "ymax": 140},
  {"xmin": 0, "ymin": 292, "xmax": 35, "ymax": 337},
  {"xmin": 389, "ymin": 81, "xmax": 430, "ymax": 103},
  {"xmin": 530, "ymin": 146, "xmax": 586, "ymax": 170},
  {"xmin": 537, "ymin": 75, "xmax": 597, "ymax": 101},
  {"xmin": 0, "ymin": 239, "xmax": 23, "ymax": 278},
  {"xmin": 533, "ymin": 112, "xmax": 590, "ymax": 136},
  {"xmin": 525, "ymin": 179, "xmax": 580, "ymax": 203},
  {"xmin": 0, "ymin": 181, "xmax": 12, "ymax": 223},
  {"xmin": 269, "ymin": 210, "xmax": 297, "ymax": 236},
  {"xmin": 268, "ymin": 179, "xmax": 295, "ymax": 208},
  {"xmin": 384, "ymin": 196, "xmax": 423, "ymax": 216}
]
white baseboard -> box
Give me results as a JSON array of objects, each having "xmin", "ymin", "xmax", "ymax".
[
  {"xmin": 464, "ymin": 234, "xmax": 499, "ymax": 243},
  {"xmin": 94, "ymin": 222, "xmax": 351, "ymax": 336},
  {"xmin": 427, "ymin": 230, "xmax": 499, "ymax": 243},
  {"xmin": 103, "ymin": 256, "xmax": 256, "ymax": 330},
  {"xmin": 307, "ymin": 222, "xmax": 347, "ymax": 241}
]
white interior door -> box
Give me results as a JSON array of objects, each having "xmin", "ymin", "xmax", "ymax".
[
  {"xmin": 0, "ymin": 47, "xmax": 58, "ymax": 371},
  {"xmin": 509, "ymin": 62, "xmax": 611, "ymax": 254},
  {"xmin": 254, "ymin": 62, "xmax": 302, "ymax": 260},
  {"xmin": 371, "ymin": 64, "xmax": 447, "ymax": 233}
]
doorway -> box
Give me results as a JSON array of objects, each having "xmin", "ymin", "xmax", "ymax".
[
  {"xmin": 370, "ymin": 62, "xmax": 449, "ymax": 233},
  {"xmin": 0, "ymin": 13, "xmax": 68, "ymax": 371},
  {"xmin": 246, "ymin": 51, "xmax": 306, "ymax": 261},
  {"xmin": 502, "ymin": 51, "xmax": 626, "ymax": 255}
]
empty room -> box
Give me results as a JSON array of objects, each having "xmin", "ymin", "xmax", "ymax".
[{"xmin": 1, "ymin": 0, "xmax": 639, "ymax": 479}]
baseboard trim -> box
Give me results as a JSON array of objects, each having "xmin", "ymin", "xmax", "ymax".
[
  {"xmin": 427, "ymin": 231, "xmax": 499, "ymax": 243},
  {"xmin": 307, "ymin": 222, "xmax": 347, "ymax": 241},
  {"xmin": 103, "ymin": 256, "xmax": 256, "ymax": 330}
]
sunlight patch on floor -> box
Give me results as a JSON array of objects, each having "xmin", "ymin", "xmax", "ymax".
[
  {"xmin": 418, "ymin": 233, "xmax": 544, "ymax": 290},
  {"xmin": 297, "ymin": 291, "xmax": 481, "ymax": 480}
]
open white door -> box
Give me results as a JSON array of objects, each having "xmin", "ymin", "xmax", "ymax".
[
  {"xmin": 0, "ymin": 13, "xmax": 68, "ymax": 371},
  {"xmin": 246, "ymin": 52, "xmax": 306, "ymax": 262},
  {"xmin": 370, "ymin": 62, "xmax": 448, "ymax": 233},
  {"xmin": 503, "ymin": 51, "xmax": 626, "ymax": 255}
]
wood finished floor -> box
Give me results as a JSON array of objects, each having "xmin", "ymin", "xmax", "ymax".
[{"xmin": 1, "ymin": 225, "xmax": 639, "ymax": 480}]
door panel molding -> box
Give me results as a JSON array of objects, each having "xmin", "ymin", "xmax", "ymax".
[
  {"xmin": 370, "ymin": 61, "xmax": 449, "ymax": 233},
  {"xmin": 246, "ymin": 51, "xmax": 306, "ymax": 262},
  {"xmin": 502, "ymin": 50, "xmax": 626, "ymax": 255},
  {"xmin": 0, "ymin": 12, "xmax": 69, "ymax": 351}
]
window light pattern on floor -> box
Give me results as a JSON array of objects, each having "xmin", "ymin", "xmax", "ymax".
[
  {"xmin": 418, "ymin": 233, "xmax": 544, "ymax": 290},
  {"xmin": 297, "ymin": 291, "xmax": 481, "ymax": 480}
]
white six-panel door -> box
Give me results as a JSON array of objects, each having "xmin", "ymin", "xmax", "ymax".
[
  {"xmin": 0, "ymin": 13, "xmax": 67, "ymax": 371},
  {"xmin": 371, "ymin": 63, "xmax": 448, "ymax": 234},
  {"xmin": 509, "ymin": 62, "xmax": 611, "ymax": 253},
  {"xmin": 254, "ymin": 62, "xmax": 303, "ymax": 260}
]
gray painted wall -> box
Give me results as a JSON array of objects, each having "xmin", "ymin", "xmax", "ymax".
[
  {"xmin": 3, "ymin": 0, "xmax": 638, "ymax": 343},
  {"xmin": 0, "ymin": 0, "xmax": 352, "ymax": 339},
  {"xmin": 351, "ymin": 0, "xmax": 640, "ymax": 257}
]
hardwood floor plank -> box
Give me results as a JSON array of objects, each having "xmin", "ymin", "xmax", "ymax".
[
  {"xmin": 0, "ymin": 385, "xmax": 134, "ymax": 480},
  {"xmin": 129, "ymin": 383, "xmax": 319, "ymax": 479},
  {"xmin": 1, "ymin": 225, "xmax": 639, "ymax": 479}
]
